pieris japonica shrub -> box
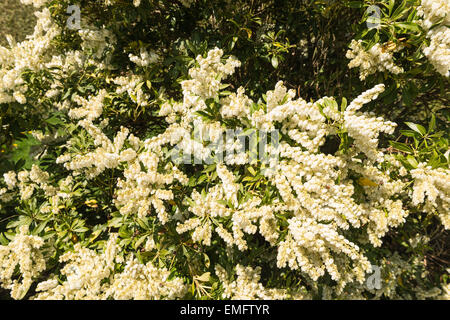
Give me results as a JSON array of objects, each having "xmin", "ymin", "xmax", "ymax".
[{"xmin": 0, "ymin": 0, "xmax": 448, "ymax": 300}]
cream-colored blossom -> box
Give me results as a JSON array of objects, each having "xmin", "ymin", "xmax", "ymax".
[
  {"xmin": 215, "ymin": 264, "xmax": 306, "ymax": 299},
  {"xmin": 346, "ymin": 40, "xmax": 404, "ymax": 80},
  {"xmin": 411, "ymin": 163, "xmax": 450, "ymax": 229},
  {"xmin": 33, "ymin": 234, "xmax": 186, "ymax": 300},
  {"xmin": 0, "ymin": 226, "xmax": 46, "ymax": 299}
]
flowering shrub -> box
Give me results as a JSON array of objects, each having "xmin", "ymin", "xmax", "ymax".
[{"xmin": 0, "ymin": 0, "xmax": 448, "ymax": 300}]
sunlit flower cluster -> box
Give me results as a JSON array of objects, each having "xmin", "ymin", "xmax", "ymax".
[
  {"xmin": 155, "ymin": 49, "xmax": 415, "ymax": 287},
  {"xmin": 129, "ymin": 48, "xmax": 159, "ymax": 67},
  {"xmin": 0, "ymin": 226, "xmax": 46, "ymax": 299},
  {"xmin": 417, "ymin": 0, "xmax": 449, "ymax": 76},
  {"xmin": 411, "ymin": 163, "xmax": 450, "ymax": 229},
  {"xmin": 346, "ymin": 40, "xmax": 404, "ymax": 80},
  {"xmin": 0, "ymin": 7, "xmax": 60, "ymax": 104},
  {"xmin": 422, "ymin": 26, "xmax": 450, "ymax": 77},
  {"xmin": 33, "ymin": 234, "xmax": 187, "ymax": 300},
  {"xmin": 0, "ymin": 0, "xmax": 448, "ymax": 300}
]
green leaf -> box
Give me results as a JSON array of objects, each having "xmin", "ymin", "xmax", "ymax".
[
  {"xmin": 347, "ymin": 1, "xmax": 363, "ymax": 8},
  {"xmin": 62, "ymin": 88, "xmax": 72, "ymax": 100},
  {"xmin": 400, "ymin": 130, "xmax": 419, "ymax": 138},
  {"xmin": 271, "ymin": 56, "xmax": 279, "ymax": 68},
  {"xmin": 89, "ymin": 229, "xmax": 104, "ymax": 243},
  {"xmin": 195, "ymin": 110, "xmax": 213, "ymax": 119},
  {"xmin": 387, "ymin": 0, "xmax": 395, "ymax": 14},
  {"xmin": 0, "ymin": 233, "xmax": 8, "ymax": 246},
  {"xmin": 216, "ymin": 200, "xmax": 228, "ymax": 206},
  {"xmin": 391, "ymin": 0, "xmax": 407, "ymax": 20},
  {"xmin": 247, "ymin": 166, "xmax": 257, "ymax": 177},
  {"xmin": 428, "ymin": 114, "xmax": 436, "ymax": 133},
  {"xmin": 406, "ymin": 155, "xmax": 418, "ymax": 168},
  {"xmin": 118, "ymin": 225, "xmax": 131, "ymax": 238},
  {"xmin": 340, "ymin": 97, "xmax": 347, "ymax": 112},
  {"xmin": 196, "ymin": 272, "xmax": 210, "ymax": 282},
  {"xmin": 134, "ymin": 235, "xmax": 148, "ymax": 249},
  {"xmin": 107, "ymin": 217, "xmax": 123, "ymax": 228},
  {"xmin": 188, "ymin": 176, "xmax": 197, "ymax": 187},
  {"xmin": 389, "ymin": 141, "xmax": 413, "ymax": 153},
  {"xmin": 204, "ymin": 164, "xmax": 216, "ymax": 173},
  {"xmin": 136, "ymin": 218, "xmax": 149, "ymax": 230},
  {"xmin": 405, "ymin": 122, "xmax": 426, "ymax": 136},
  {"xmin": 197, "ymin": 174, "xmax": 207, "ymax": 184},
  {"xmin": 229, "ymin": 36, "xmax": 238, "ymax": 50},
  {"xmin": 33, "ymin": 221, "xmax": 47, "ymax": 235},
  {"xmin": 394, "ymin": 22, "xmax": 420, "ymax": 33},
  {"xmin": 45, "ymin": 116, "xmax": 64, "ymax": 126},
  {"xmin": 203, "ymin": 253, "xmax": 210, "ymax": 268}
]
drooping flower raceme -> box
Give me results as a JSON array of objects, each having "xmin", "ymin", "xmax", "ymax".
[
  {"xmin": 411, "ymin": 163, "xmax": 450, "ymax": 229},
  {"xmin": 417, "ymin": 0, "xmax": 450, "ymax": 77},
  {"xmin": 346, "ymin": 40, "xmax": 404, "ymax": 80},
  {"xmin": 33, "ymin": 233, "xmax": 187, "ymax": 300},
  {"xmin": 0, "ymin": 226, "xmax": 46, "ymax": 299},
  {"xmin": 1, "ymin": 30, "xmax": 448, "ymax": 299}
]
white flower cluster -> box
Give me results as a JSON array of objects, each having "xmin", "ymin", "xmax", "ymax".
[
  {"xmin": 440, "ymin": 280, "xmax": 450, "ymax": 300},
  {"xmin": 129, "ymin": 48, "xmax": 159, "ymax": 67},
  {"xmin": 343, "ymin": 84, "xmax": 397, "ymax": 162},
  {"xmin": 57, "ymin": 120, "xmax": 139, "ymax": 179},
  {"xmin": 3, "ymin": 171, "xmax": 17, "ymax": 190},
  {"xmin": 0, "ymin": 5, "xmax": 118, "ymax": 108},
  {"xmin": 34, "ymin": 234, "xmax": 120, "ymax": 299},
  {"xmin": 113, "ymin": 74, "xmax": 150, "ymax": 107},
  {"xmin": 78, "ymin": 24, "xmax": 116, "ymax": 63},
  {"xmin": 33, "ymin": 234, "xmax": 187, "ymax": 300},
  {"xmin": 417, "ymin": 0, "xmax": 450, "ymax": 29},
  {"xmin": 277, "ymin": 216, "xmax": 371, "ymax": 293},
  {"xmin": 0, "ymin": 226, "xmax": 46, "ymax": 299},
  {"xmin": 1, "ymin": 46, "xmax": 433, "ymax": 295},
  {"xmin": 68, "ymin": 89, "xmax": 107, "ymax": 120},
  {"xmin": 182, "ymin": 48, "xmax": 240, "ymax": 104},
  {"xmin": 0, "ymin": 7, "xmax": 60, "ymax": 104},
  {"xmin": 411, "ymin": 163, "xmax": 450, "ymax": 229},
  {"xmin": 422, "ymin": 27, "xmax": 450, "ymax": 77},
  {"xmin": 220, "ymin": 87, "xmax": 253, "ymax": 119},
  {"xmin": 112, "ymin": 127, "xmax": 190, "ymax": 223},
  {"xmin": 45, "ymin": 50, "xmax": 85, "ymax": 77},
  {"xmin": 176, "ymin": 183, "xmax": 279, "ymax": 250},
  {"xmin": 0, "ymin": 165, "xmax": 53, "ymax": 202},
  {"xmin": 176, "ymin": 186, "xmax": 220, "ymax": 246},
  {"xmin": 341, "ymin": 251, "xmax": 444, "ymax": 300},
  {"xmin": 215, "ymin": 264, "xmax": 302, "ymax": 299},
  {"xmin": 346, "ymin": 40, "xmax": 404, "ymax": 80},
  {"xmin": 155, "ymin": 49, "xmax": 414, "ymax": 288},
  {"xmin": 106, "ymin": 257, "xmax": 187, "ymax": 299},
  {"xmin": 0, "ymin": 165, "xmax": 86, "ymax": 219}
]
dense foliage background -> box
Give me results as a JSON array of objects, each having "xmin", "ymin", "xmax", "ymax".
[{"xmin": 0, "ymin": 0, "xmax": 448, "ymax": 300}]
